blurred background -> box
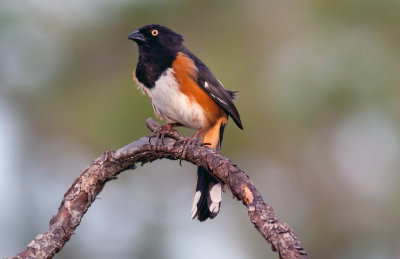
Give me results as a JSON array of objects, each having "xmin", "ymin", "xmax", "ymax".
[{"xmin": 1, "ymin": 0, "xmax": 400, "ymax": 258}]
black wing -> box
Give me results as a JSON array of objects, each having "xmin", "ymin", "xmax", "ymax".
[{"xmin": 182, "ymin": 49, "xmax": 243, "ymax": 130}]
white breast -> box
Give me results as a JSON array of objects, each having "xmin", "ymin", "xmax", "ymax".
[{"xmin": 137, "ymin": 68, "xmax": 207, "ymax": 130}]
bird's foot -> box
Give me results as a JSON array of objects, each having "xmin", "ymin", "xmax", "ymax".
[
  {"xmin": 175, "ymin": 130, "xmax": 204, "ymax": 165},
  {"xmin": 149, "ymin": 123, "xmax": 180, "ymax": 148}
]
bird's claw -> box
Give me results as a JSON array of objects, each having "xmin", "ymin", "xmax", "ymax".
[
  {"xmin": 175, "ymin": 136, "xmax": 203, "ymax": 165},
  {"xmin": 149, "ymin": 124, "xmax": 178, "ymax": 150}
]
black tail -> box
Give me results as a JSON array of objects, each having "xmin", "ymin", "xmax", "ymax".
[
  {"xmin": 191, "ymin": 167, "xmax": 222, "ymax": 221},
  {"xmin": 191, "ymin": 123, "xmax": 225, "ymax": 221}
]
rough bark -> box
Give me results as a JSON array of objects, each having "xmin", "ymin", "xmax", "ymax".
[{"xmin": 11, "ymin": 118, "xmax": 308, "ymax": 259}]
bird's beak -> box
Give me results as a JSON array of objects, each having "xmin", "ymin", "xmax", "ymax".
[{"xmin": 128, "ymin": 30, "xmax": 146, "ymax": 43}]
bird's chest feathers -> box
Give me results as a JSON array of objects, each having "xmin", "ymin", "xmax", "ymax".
[
  {"xmin": 145, "ymin": 68, "xmax": 207, "ymax": 129},
  {"xmin": 134, "ymin": 52, "xmax": 223, "ymax": 129}
]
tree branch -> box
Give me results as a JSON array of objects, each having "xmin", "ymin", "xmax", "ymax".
[{"xmin": 11, "ymin": 118, "xmax": 308, "ymax": 259}]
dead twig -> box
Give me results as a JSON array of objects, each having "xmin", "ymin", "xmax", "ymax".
[{"xmin": 11, "ymin": 118, "xmax": 307, "ymax": 259}]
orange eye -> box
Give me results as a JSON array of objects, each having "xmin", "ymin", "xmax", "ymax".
[{"xmin": 151, "ymin": 29, "xmax": 158, "ymax": 36}]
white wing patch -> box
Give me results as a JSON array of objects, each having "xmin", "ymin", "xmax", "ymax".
[
  {"xmin": 205, "ymin": 81, "xmax": 228, "ymax": 106},
  {"xmin": 217, "ymin": 97, "xmax": 227, "ymax": 105},
  {"xmin": 217, "ymin": 78, "xmax": 224, "ymax": 87}
]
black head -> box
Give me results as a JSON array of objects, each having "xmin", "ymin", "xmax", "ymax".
[
  {"xmin": 128, "ymin": 24, "xmax": 183, "ymax": 51},
  {"xmin": 129, "ymin": 25, "xmax": 184, "ymax": 88}
]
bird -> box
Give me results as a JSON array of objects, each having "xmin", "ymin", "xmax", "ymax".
[{"xmin": 128, "ymin": 24, "xmax": 243, "ymax": 221}]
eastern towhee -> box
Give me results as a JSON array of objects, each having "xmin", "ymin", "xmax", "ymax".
[{"xmin": 129, "ymin": 24, "xmax": 243, "ymax": 221}]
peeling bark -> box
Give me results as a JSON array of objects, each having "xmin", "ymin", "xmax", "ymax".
[{"xmin": 11, "ymin": 118, "xmax": 308, "ymax": 259}]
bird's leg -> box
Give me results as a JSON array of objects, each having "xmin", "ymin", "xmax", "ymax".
[{"xmin": 149, "ymin": 122, "xmax": 182, "ymax": 147}]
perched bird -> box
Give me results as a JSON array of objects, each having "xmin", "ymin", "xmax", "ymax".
[{"xmin": 129, "ymin": 24, "xmax": 243, "ymax": 221}]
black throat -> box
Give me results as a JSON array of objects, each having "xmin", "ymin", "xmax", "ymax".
[{"xmin": 135, "ymin": 45, "xmax": 177, "ymax": 88}]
